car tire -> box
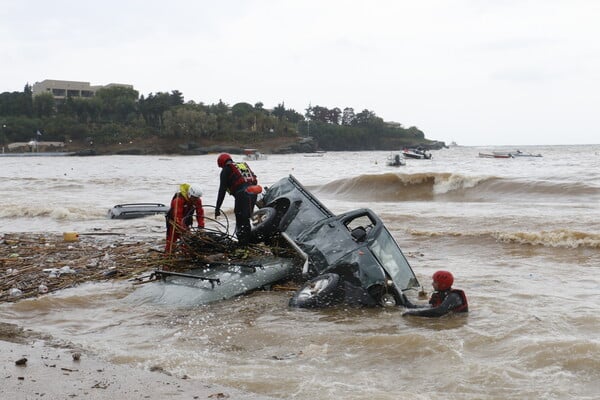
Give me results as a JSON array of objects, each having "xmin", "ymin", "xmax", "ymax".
[
  {"xmin": 250, "ymin": 207, "xmax": 278, "ymax": 242},
  {"xmin": 289, "ymin": 273, "xmax": 341, "ymax": 308}
]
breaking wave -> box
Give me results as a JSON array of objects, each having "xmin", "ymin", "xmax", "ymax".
[
  {"xmin": 410, "ymin": 228, "xmax": 600, "ymax": 249},
  {"xmin": 0, "ymin": 204, "xmax": 105, "ymax": 221},
  {"xmin": 314, "ymin": 173, "xmax": 600, "ymax": 202},
  {"xmin": 493, "ymin": 230, "xmax": 600, "ymax": 248}
]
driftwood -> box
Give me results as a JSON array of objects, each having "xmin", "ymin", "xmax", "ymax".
[
  {"xmin": 1, "ymin": 231, "xmax": 299, "ymax": 303},
  {"xmin": 1, "ymin": 233, "xmax": 163, "ymax": 303}
]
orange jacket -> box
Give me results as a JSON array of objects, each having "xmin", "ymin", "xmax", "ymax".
[{"xmin": 167, "ymin": 192, "xmax": 205, "ymax": 230}]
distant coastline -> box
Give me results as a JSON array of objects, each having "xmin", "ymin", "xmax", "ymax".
[{"xmin": 2, "ymin": 135, "xmax": 447, "ymax": 156}]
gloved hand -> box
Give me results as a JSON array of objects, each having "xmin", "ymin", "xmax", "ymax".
[{"xmin": 214, "ymin": 208, "xmax": 221, "ymax": 218}]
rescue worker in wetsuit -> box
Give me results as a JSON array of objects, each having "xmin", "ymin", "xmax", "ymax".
[
  {"xmin": 402, "ymin": 270, "xmax": 469, "ymax": 317},
  {"xmin": 214, "ymin": 153, "xmax": 261, "ymax": 245},
  {"xmin": 165, "ymin": 183, "xmax": 205, "ymax": 254}
]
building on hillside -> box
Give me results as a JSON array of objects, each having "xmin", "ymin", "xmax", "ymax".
[{"xmin": 32, "ymin": 79, "xmax": 134, "ymax": 99}]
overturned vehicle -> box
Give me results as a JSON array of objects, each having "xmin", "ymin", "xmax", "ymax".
[{"xmin": 252, "ymin": 175, "xmax": 421, "ymax": 308}]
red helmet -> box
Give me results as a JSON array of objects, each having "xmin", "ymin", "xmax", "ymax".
[
  {"xmin": 432, "ymin": 270, "xmax": 454, "ymax": 291},
  {"xmin": 217, "ymin": 153, "xmax": 232, "ymax": 168}
]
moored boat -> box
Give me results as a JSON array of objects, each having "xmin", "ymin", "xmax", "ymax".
[
  {"xmin": 386, "ymin": 153, "xmax": 406, "ymax": 166},
  {"xmin": 478, "ymin": 152, "xmax": 513, "ymax": 159},
  {"xmin": 303, "ymin": 153, "xmax": 324, "ymax": 157},
  {"xmin": 402, "ymin": 147, "xmax": 432, "ymax": 159},
  {"xmin": 243, "ymin": 148, "xmax": 267, "ymax": 161},
  {"xmin": 509, "ymin": 150, "xmax": 542, "ymax": 157}
]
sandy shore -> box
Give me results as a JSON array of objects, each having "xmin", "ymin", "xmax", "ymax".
[
  {"xmin": 0, "ymin": 323, "xmax": 273, "ymax": 399},
  {"xmin": 0, "ymin": 233, "xmax": 276, "ymax": 400},
  {"xmin": 1, "ymin": 233, "xmax": 283, "ymax": 398}
]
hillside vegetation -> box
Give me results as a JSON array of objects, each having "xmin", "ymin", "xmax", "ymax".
[{"xmin": 1, "ymin": 84, "xmax": 445, "ymax": 154}]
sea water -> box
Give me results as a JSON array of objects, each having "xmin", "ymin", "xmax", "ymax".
[{"xmin": 1, "ymin": 145, "xmax": 599, "ymax": 399}]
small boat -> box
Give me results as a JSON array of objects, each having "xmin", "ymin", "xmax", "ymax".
[
  {"xmin": 386, "ymin": 153, "xmax": 406, "ymax": 167},
  {"xmin": 243, "ymin": 148, "xmax": 267, "ymax": 161},
  {"xmin": 107, "ymin": 203, "xmax": 169, "ymax": 219},
  {"xmin": 478, "ymin": 152, "xmax": 513, "ymax": 159},
  {"xmin": 402, "ymin": 147, "xmax": 432, "ymax": 159},
  {"xmin": 509, "ymin": 150, "xmax": 542, "ymax": 157},
  {"xmin": 303, "ymin": 151, "xmax": 326, "ymax": 157}
]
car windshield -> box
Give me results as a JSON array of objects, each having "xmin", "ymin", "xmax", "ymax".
[{"xmin": 368, "ymin": 228, "xmax": 419, "ymax": 290}]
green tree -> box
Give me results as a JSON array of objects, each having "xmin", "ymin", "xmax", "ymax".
[
  {"xmin": 272, "ymin": 102, "xmax": 286, "ymax": 120},
  {"xmin": 139, "ymin": 92, "xmax": 171, "ymax": 130},
  {"xmin": 406, "ymin": 126, "xmax": 425, "ymax": 139},
  {"xmin": 42, "ymin": 115, "xmax": 89, "ymax": 141},
  {"xmin": 284, "ymin": 108, "xmax": 304, "ymax": 124},
  {"xmin": 33, "ymin": 93, "xmax": 55, "ymax": 118},
  {"xmin": 232, "ymin": 102, "xmax": 254, "ymax": 119},
  {"xmin": 305, "ymin": 105, "xmax": 340, "ymax": 125},
  {"xmin": 329, "ymin": 107, "xmax": 341, "ymax": 125},
  {"xmin": 353, "ymin": 109, "xmax": 382, "ymax": 127},
  {"xmin": 342, "ymin": 107, "xmax": 355, "ymax": 126},
  {"xmin": 0, "ymin": 116, "xmax": 39, "ymax": 142},
  {"xmin": 169, "ymin": 90, "xmax": 184, "ymax": 106},
  {"xmin": 0, "ymin": 88, "xmax": 32, "ymax": 117},
  {"xmin": 210, "ymin": 99, "xmax": 233, "ymax": 135},
  {"xmin": 95, "ymin": 86, "xmax": 139, "ymax": 123},
  {"xmin": 163, "ymin": 105, "xmax": 217, "ymax": 139},
  {"xmin": 22, "ymin": 84, "xmax": 33, "ymax": 117}
]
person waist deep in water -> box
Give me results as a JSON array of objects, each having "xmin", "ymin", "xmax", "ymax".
[{"xmin": 402, "ymin": 270, "xmax": 469, "ymax": 318}]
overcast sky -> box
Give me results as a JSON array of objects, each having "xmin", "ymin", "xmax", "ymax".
[{"xmin": 2, "ymin": 1, "xmax": 599, "ymax": 146}]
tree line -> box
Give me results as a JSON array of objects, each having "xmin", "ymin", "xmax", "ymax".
[{"xmin": 0, "ymin": 84, "xmax": 432, "ymax": 151}]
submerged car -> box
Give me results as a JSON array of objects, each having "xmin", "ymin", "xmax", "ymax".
[
  {"xmin": 251, "ymin": 175, "xmax": 421, "ymax": 308},
  {"xmin": 127, "ymin": 257, "xmax": 299, "ymax": 307},
  {"xmin": 108, "ymin": 203, "xmax": 169, "ymax": 219},
  {"xmin": 130, "ymin": 175, "xmax": 421, "ymax": 308}
]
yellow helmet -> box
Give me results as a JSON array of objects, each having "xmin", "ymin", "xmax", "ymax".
[{"xmin": 179, "ymin": 183, "xmax": 191, "ymax": 199}]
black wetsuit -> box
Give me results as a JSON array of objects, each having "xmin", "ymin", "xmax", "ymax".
[{"xmin": 402, "ymin": 289, "xmax": 468, "ymax": 318}]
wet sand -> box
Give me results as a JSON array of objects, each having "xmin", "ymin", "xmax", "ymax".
[
  {"xmin": 0, "ymin": 230, "xmax": 280, "ymax": 399},
  {"xmin": 1, "ymin": 322, "xmax": 272, "ymax": 399}
]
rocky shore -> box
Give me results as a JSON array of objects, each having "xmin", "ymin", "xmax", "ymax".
[
  {"xmin": 56, "ymin": 134, "xmax": 446, "ymax": 156},
  {"xmin": 64, "ymin": 135, "xmax": 319, "ymax": 156}
]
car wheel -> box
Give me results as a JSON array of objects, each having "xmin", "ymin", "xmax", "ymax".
[
  {"xmin": 289, "ymin": 273, "xmax": 341, "ymax": 308},
  {"xmin": 250, "ymin": 207, "xmax": 278, "ymax": 241}
]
